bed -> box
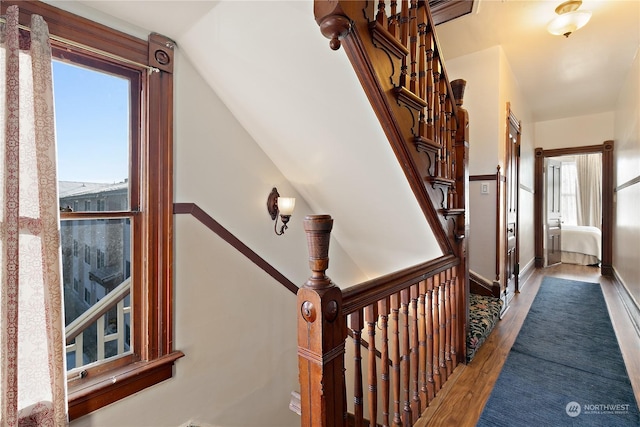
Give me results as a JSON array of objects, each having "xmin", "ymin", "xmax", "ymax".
[{"xmin": 560, "ymin": 225, "xmax": 601, "ymax": 265}]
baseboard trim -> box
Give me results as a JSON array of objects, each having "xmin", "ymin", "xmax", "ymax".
[
  {"xmin": 517, "ymin": 258, "xmax": 535, "ymax": 292},
  {"xmin": 612, "ymin": 268, "xmax": 640, "ymax": 338}
]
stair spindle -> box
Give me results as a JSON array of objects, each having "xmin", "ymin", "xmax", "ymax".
[
  {"xmin": 426, "ymin": 277, "xmax": 435, "ymax": 400},
  {"xmin": 400, "ymin": 288, "xmax": 412, "ymax": 427},
  {"xmin": 390, "ymin": 293, "xmax": 402, "ymax": 427},
  {"xmin": 444, "ymin": 269, "xmax": 453, "ymax": 376},
  {"xmin": 351, "ymin": 310, "xmax": 364, "ymax": 426},
  {"xmin": 365, "ymin": 305, "xmax": 379, "ymax": 427},
  {"xmin": 410, "ymin": 284, "xmax": 421, "ymax": 417},
  {"xmin": 409, "ymin": 0, "xmax": 418, "ymax": 94},
  {"xmin": 378, "ymin": 297, "xmax": 391, "ymax": 427},
  {"xmin": 438, "ymin": 271, "xmax": 448, "ymax": 383},
  {"xmin": 418, "ymin": 280, "xmax": 428, "ymax": 406}
]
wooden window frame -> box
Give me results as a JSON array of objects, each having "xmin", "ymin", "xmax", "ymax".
[{"xmin": 0, "ymin": 0, "xmax": 183, "ymax": 420}]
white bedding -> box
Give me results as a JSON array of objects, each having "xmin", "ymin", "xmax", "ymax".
[{"xmin": 561, "ymin": 225, "xmax": 601, "ymax": 259}]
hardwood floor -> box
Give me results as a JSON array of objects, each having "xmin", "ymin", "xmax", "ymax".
[{"xmin": 415, "ymin": 264, "xmax": 640, "ymax": 427}]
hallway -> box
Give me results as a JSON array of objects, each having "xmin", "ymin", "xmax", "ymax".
[{"xmin": 417, "ymin": 264, "xmax": 640, "ymax": 426}]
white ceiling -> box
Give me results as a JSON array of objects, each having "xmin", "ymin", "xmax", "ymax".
[
  {"xmin": 437, "ymin": 0, "xmax": 640, "ymax": 122},
  {"xmin": 56, "ymin": 0, "xmax": 638, "ymax": 278}
]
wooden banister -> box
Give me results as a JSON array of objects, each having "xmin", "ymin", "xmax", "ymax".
[
  {"xmin": 298, "ymin": 217, "xmax": 465, "ymax": 427},
  {"xmin": 314, "ymin": 0, "xmax": 465, "ymax": 257},
  {"xmin": 301, "ymin": 2, "xmax": 471, "ymax": 426}
]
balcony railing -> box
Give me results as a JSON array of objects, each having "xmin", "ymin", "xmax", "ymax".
[{"xmin": 65, "ymin": 277, "xmax": 131, "ymax": 372}]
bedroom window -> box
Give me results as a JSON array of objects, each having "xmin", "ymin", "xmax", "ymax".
[{"xmin": 0, "ymin": 0, "xmax": 182, "ymax": 420}]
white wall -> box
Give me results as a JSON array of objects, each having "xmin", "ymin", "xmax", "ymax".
[
  {"xmin": 534, "ymin": 112, "xmax": 615, "ymax": 150},
  {"xmin": 447, "ymin": 46, "xmax": 501, "ymax": 177},
  {"xmin": 498, "ymin": 47, "xmax": 535, "ymax": 275},
  {"xmin": 69, "ymin": 37, "xmax": 365, "ymax": 427},
  {"xmin": 614, "ymin": 48, "xmax": 640, "ymax": 308},
  {"xmin": 446, "ymin": 46, "xmax": 535, "ymax": 281}
]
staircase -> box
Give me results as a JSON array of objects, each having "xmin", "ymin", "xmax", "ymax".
[{"xmin": 296, "ymin": 1, "xmax": 471, "ymax": 426}]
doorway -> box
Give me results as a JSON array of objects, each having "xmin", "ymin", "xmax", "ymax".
[
  {"xmin": 504, "ymin": 104, "xmax": 520, "ymax": 295},
  {"xmin": 533, "ymin": 141, "xmax": 614, "ymax": 275}
]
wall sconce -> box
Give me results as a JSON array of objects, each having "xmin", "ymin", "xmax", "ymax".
[
  {"xmin": 547, "ymin": 0, "xmax": 592, "ymax": 38},
  {"xmin": 267, "ymin": 187, "xmax": 296, "ymax": 236}
]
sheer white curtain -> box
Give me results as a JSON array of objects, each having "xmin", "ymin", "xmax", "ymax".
[
  {"xmin": 560, "ymin": 161, "xmax": 579, "ymax": 226},
  {"xmin": 576, "ymin": 153, "xmax": 602, "ymax": 228},
  {"xmin": 0, "ymin": 5, "xmax": 67, "ymax": 426}
]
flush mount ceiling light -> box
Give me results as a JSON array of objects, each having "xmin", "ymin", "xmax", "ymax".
[{"xmin": 547, "ymin": 0, "xmax": 592, "ymax": 38}]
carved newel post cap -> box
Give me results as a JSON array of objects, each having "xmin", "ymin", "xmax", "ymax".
[
  {"xmin": 304, "ymin": 215, "xmax": 334, "ymax": 289},
  {"xmin": 451, "ymin": 79, "xmax": 467, "ymax": 106}
]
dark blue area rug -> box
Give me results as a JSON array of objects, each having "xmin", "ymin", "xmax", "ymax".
[{"xmin": 477, "ymin": 276, "xmax": 640, "ymax": 426}]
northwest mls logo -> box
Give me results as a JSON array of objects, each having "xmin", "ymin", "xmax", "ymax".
[
  {"xmin": 566, "ymin": 401, "xmax": 581, "ymax": 417},
  {"xmin": 565, "ymin": 401, "xmax": 631, "ymax": 417}
]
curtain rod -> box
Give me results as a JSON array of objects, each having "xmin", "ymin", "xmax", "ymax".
[{"xmin": 0, "ymin": 16, "xmax": 159, "ymax": 73}]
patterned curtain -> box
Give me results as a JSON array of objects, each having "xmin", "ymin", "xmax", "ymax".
[{"xmin": 0, "ymin": 5, "xmax": 67, "ymax": 426}]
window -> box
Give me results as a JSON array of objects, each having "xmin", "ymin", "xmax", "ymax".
[
  {"xmin": 96, "ymin": 249, "xmax": 105, "ymax": 269},
  {"xmin": 73, "ymin": 240, "xmax": 78, "ymax": 257},
  {"xmin": 84, "ymin": 244, "xmax": 91, "ymax": 265},
  {"xmin": 1, "ymin": 0, "xmax": 182, "ymax": 420}
]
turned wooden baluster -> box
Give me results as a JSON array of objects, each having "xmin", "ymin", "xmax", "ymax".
[
  {"xmin": 432, "ymin": 277, "xmax": 441, "ymax": 392},
  {"xmin": 408, "ymin": 0, "xmax": 418, "ymax": 94},
  {"xmin": 410, "ymin": 284, "xmax": 420, "ymax": 417},
  {"xmin": 376, "ymin": 0, "xmax": 388, "ymax": 29},
  {"xmin": 432, "ymin": 60, "xmax": 442, "ymax": 175},
  {"xmin": 444, "ymin": 269, "xmax": 452, "ymax": 376},
  {"xmin": 390, "ymin": 293, "xmax": 402, "ymax": 427},
  {"xmin": 416, "ymin": 9, "xmax": 427, "ymax": 137},
  {"xmin": 378, "ymin": 298, "xmax": 391, "ymax": 427},
  {"xmin": 444, "ymin": 95, "xmax": 453, "ymax": 181},
  {"xmin": 399, "ymin": 0, "xmax": 410, "ymax": 89},
  {"xmin": 351, "ymin": 310, "xmax": 364, "ymax": 426},
  {"xmin": 425, "ymin": 277, "xmax": 435, "ymax": 400},
  {"xmin": 450, "ymin": 273, "xmax": 458, "ymax": 367},
  {"xmin": 425, "ymin": 31, "xmax": 434, "ymax": 141},
  {"xmin": 449, "ymin": 99, "xmax": 458, "ymax": 186},
  {"xmin": 389, "ymin": 1, "xmax": 399, "ymax": 39},
  {"xmin": 438, "ymin": 271, "xmax": 448, "ymax": 383},
  {"xmin": 439, "ymin": 78, "xmax": 448, "ymax": 179},
  {"xmin": 448, "ymin": 99, "xmax": 458, "ymax": 209},
  {"xmin": 298, "ymin": 215, "xmax": 346, "ymax": 427},
  {"xmin": 365, "ymin": 305, "xmax": 379, "ymax": 427},
  {"xmin": 418, "ymin": 280, "xmax": 428, "ymax": 405},
  {"xmin": 400, "ymin": 288, "xmax": 412, "ymax": 426}
]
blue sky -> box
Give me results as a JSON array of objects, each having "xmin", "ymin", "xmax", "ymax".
[{"xmin": 53, "ymin": 60, "xmax": 129, "ymax": 184}]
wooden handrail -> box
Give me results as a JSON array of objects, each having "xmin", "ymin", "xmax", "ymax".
[
  {"xmin": 173, "ymin": 202, "xmax": 298, "ymax": 294},
  {"xmin": 342, "ymin": 254, "xmax": 459, "ymax": 315}
]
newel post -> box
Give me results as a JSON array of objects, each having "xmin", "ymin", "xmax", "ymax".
[
  {"xmin": 297, "ymin": 215, "xmax": 347, "ymax": 427},
  {"xmin": 451, "ymin": 79, "xmax": 470, "ymax": 363}
]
